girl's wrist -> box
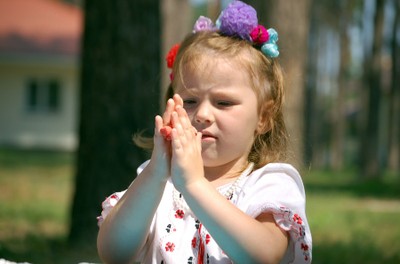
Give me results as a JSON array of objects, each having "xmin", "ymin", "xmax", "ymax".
[
  {"xmin": 142, "ymin": 161, "xmax": 170, "ymax": 184},
  {"xmin": 177, "ymin": 177, "xmax": 209, "ymax": 197}
]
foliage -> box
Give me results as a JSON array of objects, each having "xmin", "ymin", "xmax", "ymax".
[
  {"xmin": 0, "ymin": 149, "xmax": 399, "ymax": 263},
  {"xmin": 303, "ymin": 169, "xmax": 400, "ymax": 263}
]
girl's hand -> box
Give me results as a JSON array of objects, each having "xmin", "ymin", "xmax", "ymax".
[
  {"xmin": 160, "ymin": 95, "xmax": 183, "ymax": 141},
  {"xmin": 170, "ymin": 104, "xmax": 204, "ymax": 191},
  {"xmin": 148, "ymin": 95, "xmax": 184, "ymax": 176}
]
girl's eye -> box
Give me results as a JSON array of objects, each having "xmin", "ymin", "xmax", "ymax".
[
  {"xmin": 217, "ymin": 100, "xmax": 233, "ymax": 107},
  {"xmin": 183, "ymin": 99, "xmax": 197, "ymax": 108}
]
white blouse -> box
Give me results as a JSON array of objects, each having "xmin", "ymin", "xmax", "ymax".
[{"xmin": 98, "ymin": 162, "xmax": 312, "ymax": 264}]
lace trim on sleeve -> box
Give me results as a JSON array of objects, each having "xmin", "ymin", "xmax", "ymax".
[
  {"xmin": 258, "ymin": 203, "xmax": 311, "ymax": 263},
  {"xmin": 97, "ymin": 191, "xmax": 126, "ymax": 227}
]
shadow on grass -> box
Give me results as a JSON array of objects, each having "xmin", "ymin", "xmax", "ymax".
[
  {"xmin": 304, "ymin": 170, "xmax": 400, "ymax": 200},
  {"xmin": 312, "ymin": 240, "xmax": 400, "ymax": 264},
  {"xmin": 0, "ymin": 235, "xmax": 100, "ymax": 264},
  {"xmin": 0, "ymin": 147, "xmax": 74, "ymax": 168}
]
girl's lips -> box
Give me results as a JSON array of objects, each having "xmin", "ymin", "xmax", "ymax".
[{"xmin": 200, "ymin": 131, "xmax": 217, "ymax": 140}]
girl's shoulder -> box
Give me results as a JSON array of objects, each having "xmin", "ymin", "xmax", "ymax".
[{"xmin": 242, "ymin": 162, "xmax": 306, "ymax": 198}]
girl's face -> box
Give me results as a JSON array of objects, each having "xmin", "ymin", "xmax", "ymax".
[{"xmin": 175, "ymin": 56, "xmax": 263, "ymax": 169}]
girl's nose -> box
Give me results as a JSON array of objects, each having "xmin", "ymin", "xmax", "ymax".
[{"xmin": 195, "ymin": 101, "xmax": 213, "ymax": 124}]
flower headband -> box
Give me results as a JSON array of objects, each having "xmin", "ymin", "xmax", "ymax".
[{"xmin": 166, "ymin": 0, "xmax": 279, "ymax": 80}]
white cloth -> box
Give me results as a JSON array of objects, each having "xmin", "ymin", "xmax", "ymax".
[{"xmin": 98, "ymin": 162, "xmax": 312, "ymax": 264}]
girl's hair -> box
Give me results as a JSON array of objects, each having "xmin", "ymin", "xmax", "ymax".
[{"xmin": 136, "ymin": 31, "xmax": 289, "ymax": 169}]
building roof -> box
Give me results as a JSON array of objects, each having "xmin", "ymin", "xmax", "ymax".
[{"xmin": 0, "ymin": 0, "xmax": 82, "ymax": 56}]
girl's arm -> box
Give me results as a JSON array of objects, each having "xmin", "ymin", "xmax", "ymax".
[
  {"xmin": 97, "ymin": 98, "xmax": 181, "ymax": 264},
  {"xmin": 170, "ymin": 106, "xmax": 288, "ymax": 264}
]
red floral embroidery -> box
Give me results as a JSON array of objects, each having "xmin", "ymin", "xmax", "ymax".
[
  {"xmin": 191, "ymin": 237, "xmax": 197, "ymax": 248},
  {"xmin": 175, "ymin": 209, "xmax": 185, "ymax": 219},
  {"xmin": 301, "ymin": 243, "xmax": 309, "ymax": 251},
  {"xmin": 165, "ymin": 242, "xmax": 175, "ymax": 252},
  {"xmin": 205, "ymin": 234, "xmax": 211, "ymax": 244},
  {"xmin": 293, "ymin": 214, "xmax": 303, "ymax": 225}
]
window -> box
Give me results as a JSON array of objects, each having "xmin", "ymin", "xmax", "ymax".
[{"xmin": 26, "ymin": 78, "xmax": 61, "ymax": 113}]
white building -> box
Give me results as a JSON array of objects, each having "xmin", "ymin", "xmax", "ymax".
[{"xmin": 0, "ymin": 0, "xmax": 82, "ymax": 150}]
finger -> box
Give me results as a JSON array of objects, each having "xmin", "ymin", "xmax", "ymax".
[
  {"xmin": 170, "ymin": 128, "xmax": 183, "ymax": 155},
  {"xmin": 173, "ymin": 94, "xmax": 184, "ymax": 108},
  {"xmin": 172, "ymin": 111, "xmax": 191, "ymax": 147},
  {"xmin": 155, "ymin": 115, "xmax": 163, "ymax": 135},
  {"xmin": 163, "ymin": 98, "xmax": 175, "ymax": 126},
  {"xmin": 176, "ymin": 105, "xmax": 194, "ymax": 139}
]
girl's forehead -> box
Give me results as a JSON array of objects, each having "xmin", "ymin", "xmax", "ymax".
[
  {"xmin": 181, "ymin": 58, "xmax": 245, "ymax": 84},
  {"xmin": 181, "ymin": 55, "xmax": 245, "ymax": 81}
]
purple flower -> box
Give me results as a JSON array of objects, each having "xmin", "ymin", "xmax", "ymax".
[
  {"xmin": 216, "ymin": 1, "xmax": 258, "ymax": 40},
  {"xmin": 193, "ymin": 16, "xmax": 216, "ymax": 33}
]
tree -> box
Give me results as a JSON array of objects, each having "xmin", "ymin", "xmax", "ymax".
[
  {"xmin": 388, "ymin": 0, "xmax": 400, "ymax": 171},
  {"xmin": 359, "ymin": 0, "xmax": 385, "ymax": 179},
  {"xmin": 161, "ymin": 0, "xmax": 192, "ymax": 101},
  {"xmin": 69, "ymin": 0, "xmax": 161, "ymax": 244},
  {"xmin": 249, "ymin": 0, "xmax": 311, "ymax": 169}
]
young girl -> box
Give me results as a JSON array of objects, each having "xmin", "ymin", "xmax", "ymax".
[{"xmin": 97, "ymin": 1, "xmax": 312, "ymax": 263}]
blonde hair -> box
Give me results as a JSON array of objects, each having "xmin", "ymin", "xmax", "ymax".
[{"xmin": 136, "ymin": 31, "xmax": 288, "ymax": 169}]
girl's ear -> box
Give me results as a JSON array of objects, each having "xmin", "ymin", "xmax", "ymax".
[{"xmin": 256, "ymin": 100, "xmax": 274, "ymax": 135}]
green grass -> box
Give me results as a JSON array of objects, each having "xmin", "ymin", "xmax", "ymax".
[
  {"xmin": 0, "ymin": 148, "xmax": 399, "ymax": 263},
  {"xmin": 0, "ymin": 148, "xmax": 100, "ymax": 264},
  {"xmin": 303, "ymin": 169, "xmax": 400, "ymax": 263}
]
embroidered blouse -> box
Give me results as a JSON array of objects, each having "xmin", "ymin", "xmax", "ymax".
[{"xmin": 98, "ymin": 162, "xmax": 312, "ymax": 264}]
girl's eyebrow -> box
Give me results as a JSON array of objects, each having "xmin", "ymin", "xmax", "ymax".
[{"xmin": 176, "ymin": 87, "xmax": 199, "ymax": 97}]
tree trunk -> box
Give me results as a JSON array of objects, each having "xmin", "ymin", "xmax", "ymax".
[
  {"xmin": 304, "ymin": 0, "xmax": 318, "ymax": 168},
  {"xmin": 264, "ymin": 0, "xmax": 311, "ymax": 169},
  {"xmin": 69, "ymin": 0, "xmax": 161, "ymax": 244},
  {"xmin": 388, "ymin": 0, "xmax": 400, "ymax": 171},
  {"xmin": 331, "ymin": 0, "xmax": 354, "ymax": 170},
  {"xmin": 207, "ymin": 0, "xmax": 221, "ymax": 20},
  {"xmin": 359, "ymin": 0, "xmax": 385, "ymax": 179},
  {"xmin": 244, "ymin": 1, "xmax": 268, "ymax": 24},
  {"xmin": 161, "ymin": 0, "xmax": 192, "ymax": 104}
]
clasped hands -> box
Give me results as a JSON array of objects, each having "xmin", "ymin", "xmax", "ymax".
[{"xmin": 153, "ymin": 94, "xmax": 204, "ymax": 191}]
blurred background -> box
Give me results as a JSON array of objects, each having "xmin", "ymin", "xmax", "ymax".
[{"xmin": 0, "ymin": 0, "xmax": 399, "ymax": 263}]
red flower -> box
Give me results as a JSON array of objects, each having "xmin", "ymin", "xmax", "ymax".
[
  {"xmin": 191, "ymin": 237, "xmax": 197, "ymax": 248},
  {"xmin": 166, "ymin": 43, "xmax": 180, "ymax": 69},
  {"xmin": 205, "ymin": 234, "xmax": 211, "ymax": 244},
  {"xmin": 293, "ymin": 214, "xmax": 303, "ymax": 225},
  {"xmin": 301, "ymin": 243, "xmax": 309, "ymax": 251},
  {"xmin": 175, "ymin": 209, "xmax": 185, "ymax": 219},
  {"xmin": 165, "ymin": 242, "xmax": 175, "ymax": 252}
]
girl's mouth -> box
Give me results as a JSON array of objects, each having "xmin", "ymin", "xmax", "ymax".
[{"xmin": 200, "ymin": 131, "xmax": 217, "ymax": 141}]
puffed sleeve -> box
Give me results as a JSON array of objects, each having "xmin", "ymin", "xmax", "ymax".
[
  {"xmin": 97, "ymin": 160, "xmax": 150, "ymax": 227},
  {"xmin": 237, "ymin": 163, "xmax": 312, "ymax": 263}
]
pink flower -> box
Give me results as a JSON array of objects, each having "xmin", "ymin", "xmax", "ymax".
[
  {"xmin": 165, "ymin": 242, "xmax": 175, "ymax": 252},
  {"xmin": 293, "ymin": 214, "xmax": 303, "ymax": 225},
  {"xmin": 193, "ymin": 16, "xmax": 216, "ymax": 33},
  {"xmin": 250, "ymin": 25, "xmax": 269, "ymax": 45}
]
